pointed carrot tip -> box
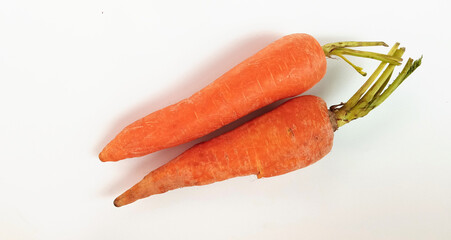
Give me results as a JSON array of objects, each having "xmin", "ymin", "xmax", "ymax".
[
  {"xmin": 113, "ymin": 197, "xmax": 123, "ymax": 207},
  {"xmin": 98, "ymin": 147, "xmax": 124, "ymax": 162},
  {"xmin": 99, "ymin": 151, "xmax": 107, "ymax": 162},
  {"xmin": 99, "ymin": 149, "xmax": 113, "ymax": 162}
]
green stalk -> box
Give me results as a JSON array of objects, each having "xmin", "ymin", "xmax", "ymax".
[
  {"xmin": 322, "ymin": 41, "xmax": 388, "ymax": 50},
  {"xmin": 333, "ymin": 43, "xmax": 400, "ymax": 124},
  {"xmin": 368, "ymin": 57, "xmax": 422, "ymax": 110},
  {"xmin": 330, "ymin": 44, "xmax": 422, "ymax": 128},
  {"xmin": 330, "ymin": 48, "xmax": 402, "ymax": 65},
  {"xmin": 372, "ymin": 71, "xmax": 393, "ymax": 101},
  {"xmin": 333, "ymin": 53, "xmax": 368, "ymax": 76},
  {"xmin": 322, "ymin": 41, "xmax": 402, "ymax": 76},
  {"xmin": 350, "ymin": 47, "xmax": 406, "ymax": 119}
]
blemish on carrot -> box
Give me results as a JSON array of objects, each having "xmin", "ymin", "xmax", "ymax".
[{"xmin": 288, "ymin": 127, "xmax": 295, "ymax": 137}]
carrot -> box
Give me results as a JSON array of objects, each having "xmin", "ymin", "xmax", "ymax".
[
  {"xmin": 113, "ymin": 44, "xmax": 422, "ymax": 207},
  {"xmin": 99, "ymin": 33, "xmax": 401, "ymax": 162},
  {"xmin": 114, "ymin": 95, "xmax": 334, "ymax": 207}
]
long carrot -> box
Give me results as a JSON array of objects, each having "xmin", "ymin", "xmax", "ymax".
[
  {"xmin": 100, "ymin": 33, "xmax": 401, "ymax": 162},
  {"xmin": 114, "ymin": 95, "xmax": 334, "ymax": 207},
  {"xmin": 113, "ymin": 44, "xmax": 422, "ymax": 207}
]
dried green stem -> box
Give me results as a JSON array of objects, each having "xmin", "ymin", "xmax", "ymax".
[
  {"xmin": 368, "ymin": 57, "xmax": 422, "ymax": 110},
  {"xmin": 331, "ymin": 48, "xmax": 402, "ymax": 65},
  {"xmin": 333, "ymin": 53, "xmax": 367, "ymax": 76},
  {"xmin": 322, "ymin": 41, "xmax": 403, "ymax": 76},
  {"xmin": 350, "ymin": 48, "xmax": 406, "ymax": 119},
  {"xmin": 335, "ymin": 43, "xmax": 400, "ymax": 117},
  {"xmin": 331, "ymin": 44, "xmax": 422, "ymax": 128}
]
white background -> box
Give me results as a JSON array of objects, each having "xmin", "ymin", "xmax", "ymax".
[{"xmin": 1, "ymin": 0, "xmax": 450, "ymax": 239}]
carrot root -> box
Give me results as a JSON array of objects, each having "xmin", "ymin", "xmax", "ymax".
[{"xmin": 100, "ymin": 33, "xmax": 327, "ymax": 162}]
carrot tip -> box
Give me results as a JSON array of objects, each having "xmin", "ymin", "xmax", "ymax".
[
  {"xmin": 113, "ymin": 197, "xmax": 123, "ymax": 207},
  {"xmin": 99, "ymin": 151, "xmax": 109, "ymax": 162}
]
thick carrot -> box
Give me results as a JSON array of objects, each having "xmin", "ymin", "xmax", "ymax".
[
  {"xmin": 100, "ymin": 34, "xmax": 401, "ymax": 162},
  {"xmin": 113, "ymin": 45, "xmax": 421, "ymax": 207}
]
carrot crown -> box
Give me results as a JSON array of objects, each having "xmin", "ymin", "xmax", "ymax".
[
  {"xmin": 322, "ymin": 41, "xmax": 403, "ymax": 76},
  {"xmin": 330, "ymin": 43, "xmax": 422, "ymax": 128}
]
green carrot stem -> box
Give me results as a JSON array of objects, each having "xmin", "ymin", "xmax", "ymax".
[
  {"xmin": 368, "ymin": 57, "xmax": 422, "ymax": 110},
  {"xmin": 334, "ymin": 53, "xmax": 368, "ymax": 76},
  {"xmin": 334, "ymin": 43, "xmax": 400, "ymax": 121},
  {"xmin": 331, "ymin": 44, "xmax": 422, "ymax": 128},
  {"xmin": 350, "ymin": 48, "xmax": 406, "ymax": 119},
  {"xmin": 322, "ymin": 41, "xmax": 402, "ymax": 76},
  {"xmin": 331, "ymin": 48, "xmax": 402, "ymax": 65},
  {"xmin": 372, "ymin": 71, "xmax": 393, "ymax": 101},
  {"xmin": 322, "ymin": 41, "xmax": 388, "ymax": 49}
]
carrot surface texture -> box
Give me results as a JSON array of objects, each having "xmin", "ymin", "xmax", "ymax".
[
  {"xmin": 113, "ymin": 43, "xmax": 422, "ymax": 207},
  {"xmin": 100, "ymin": 33, "xmax": 402, "ymax": 162}
]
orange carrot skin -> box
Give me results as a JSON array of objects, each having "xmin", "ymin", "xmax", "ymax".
[
  {"xmin": 100, "ymin": 33, "xmax": 327, "ymax": 162},
  {"xmin": 114, "ymin": 95, "xmax": 334, "ymax": 207}
]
